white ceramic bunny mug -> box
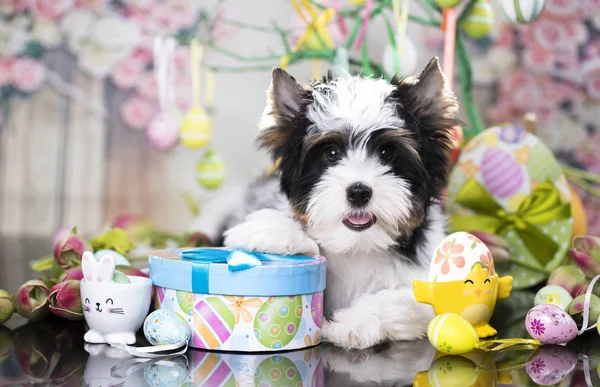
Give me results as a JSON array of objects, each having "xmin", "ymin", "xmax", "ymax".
[{"xmin": 80, "ymin": 251, "xmax": 152, "ymax": 345}]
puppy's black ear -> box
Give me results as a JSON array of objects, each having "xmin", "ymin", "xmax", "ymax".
[
  {"xmin": 258, "ymin": 68, "xmax": 309, "ymax": 159},
  {"xmin": 393, "ymin": 57, "xmax": 461, "ymax": 196}
]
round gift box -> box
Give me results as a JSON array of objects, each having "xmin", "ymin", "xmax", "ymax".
[
  {"xmin": 446, "ymin": 125, "xmax": 573, "ymax": 289},
  {"xmin": 149, "ymin": 248, "xmax": 326, "ymax": 352}
]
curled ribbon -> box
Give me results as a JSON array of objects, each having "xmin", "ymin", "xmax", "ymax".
[
  {"xmin": 181, "ymin": 248, "xmax": 315, "ymax": 271},
  {"xmin": 450, "ymin": 179, "xmax": 572, "ymax": 267}
]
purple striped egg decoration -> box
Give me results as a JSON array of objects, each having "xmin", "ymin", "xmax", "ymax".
[
  {"xmin": 481, "ymin": 148, "xmax": 524, "ymax": 198},
  {"xmin": 192, "ymin": 352, "xmax": 236, "ymax": 386},
  {"xmin": 193, "ymin": 297, "xmax": 235, "ymax": 349}
]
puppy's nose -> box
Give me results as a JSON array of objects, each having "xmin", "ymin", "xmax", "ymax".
[{"xmin": 346, "ymin": 183, "xmax": 372, "ymax": 207}]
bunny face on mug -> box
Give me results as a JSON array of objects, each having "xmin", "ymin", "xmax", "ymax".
[{"xmin": 80, "ymin": 251, "xmax": 153, "ymax": 345}]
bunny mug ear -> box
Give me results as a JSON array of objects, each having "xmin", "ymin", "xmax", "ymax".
[{"xmin": 81, "ymin": 251, "xmax": 116, "ymax": 283}]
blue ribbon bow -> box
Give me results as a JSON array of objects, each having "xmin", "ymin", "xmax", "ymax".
[{"xmin": 180, "ymin": 248, "xmax": 316, "ymax": 293}]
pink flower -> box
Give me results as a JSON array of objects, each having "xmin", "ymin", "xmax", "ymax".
[
  {"xmin": 10, "ymin": 58, "xmax": 46, "ymax": 93},
  {"xmin": 479, "ymin": 251, "xmax": 496, "ymax": 276},
  {"xmin": 0, "ymin": 57, "xmax": 14, "ymax": 86},
  {"xmin": 535, "ymin": 100, "xmax": 557, "ymax": 124},
  {"xmin": 530, "ymin": 318, "xmax": 546, "ymax": 336},
  {"xmin": 584, "ymin": 38, "xmax": 600, "ymax": 60},
  {"xmin": 434, "ymin": 239, "xmax": 466, "ymax": 275},
  {"xmin": 495, "ymin": 24, "xmax": 515, "ymax": 48},
  {"xmin": 73, "ymin": 0, "xmax": 109, "ymax": 9},
  {"xmin": 0, "ymin": 0, "xmax": 28, "ymax": 13},
  {"xmin": 29, "ymin": 0, "xmax": 74, "ymax": 19},
  {"xmin": 528, "ymin": 358, "xmax": 546, "ymax": 374},
  {"xmin": 121, "ymin": 95, "xmax": 155, "ymax": 130},
  {"xmin": 545, "ymin": 0, "xmax": 581, "ymax": 18},
  {"xmin": 111, "ymin": 59, "xmax": 145, "ymax": 89},
  {"xmin": 522, "ymin": 47, "xmax": 555, "ymax": 74},
  {"xmin": 136, "ymin": 71, "xmax": 158, "ymax": 101},
  {"xmin": 152, "ymin": 0, "xmax": 198, "ymax": 31},
  {"xmin": 530, "ymin": 20, "xmax": 569, "ymax": 52},
  {"xmin": 511, "ymin": 81, "xmax": 543, "ymax": 111}
]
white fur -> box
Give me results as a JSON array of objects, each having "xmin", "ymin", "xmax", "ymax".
[
  {"xmin": 306, "ymin": 147, "xmax": 413, "ymax": 255},
  {"xmin": 307, "ymin": 76, "xmax": 404, "ymax": 134}
]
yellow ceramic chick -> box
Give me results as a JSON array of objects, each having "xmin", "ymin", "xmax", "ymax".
[{"xmin": 414, "ymin": 262, "xmax": 512, "ymax": 338}]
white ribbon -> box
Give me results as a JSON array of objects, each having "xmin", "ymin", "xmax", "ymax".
[
  {"xmin": 578, "ymin": 274, "xmax": 600, "ymax": 335},
  {"xmin": 153, "ymin": 36, "xmax": 176, "ymax": 111},
  {"xmin": 109, "ymin": 339, "xmax": 188, "ymax": 358}
]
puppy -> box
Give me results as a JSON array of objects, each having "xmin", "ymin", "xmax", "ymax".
[{"xmin": 191, "ymin": 57, "xmax": 460, "ymax": 349}]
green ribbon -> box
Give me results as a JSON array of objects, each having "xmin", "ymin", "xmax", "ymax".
[{"xmin": 450, "ymin": 179, "xmax": 572, "ymax": 267}]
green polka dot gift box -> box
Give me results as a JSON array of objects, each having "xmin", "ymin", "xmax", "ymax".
[
  {"xmin": 149, "ymin": 248, "xmax": 326, "ymax": 352},
  {"xmin": 445, "ymin": 126, "xmax": 573, "ymax": 289}
]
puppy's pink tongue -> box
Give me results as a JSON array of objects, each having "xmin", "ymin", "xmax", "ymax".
[{"xmin": 346, "ymin": 214, "xmax": 372, "ymax": 225}]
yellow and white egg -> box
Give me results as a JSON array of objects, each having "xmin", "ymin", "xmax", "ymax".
[
  {"xmin": 427, "ymin": 313, "xmax": 480, "ymax": 355},
  {"xmin": 180, "ymin": 107, "xmax": 211, "ymax": 149},
  {"xmin": 429, "ymin": 232, "xmax": 494, "ymax": 283}
]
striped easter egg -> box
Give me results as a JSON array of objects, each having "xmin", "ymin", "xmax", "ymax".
[
  {"xmin": 193, "ymin": 352, "xmax": 236, "ymax": 387},
  {"xmin": 427, "ymin": 313, "xmax": 479, "ymax": 355},
  {"xmin": 481, "ymin": 148, "xmax": 524, "ymax": 198},
  {"xmin": 501, "ymin": 0, "xmax": 546, "ymax": 24},
  {"xmin": 461, "ymin": 0, "xmax": 494, "ymax": 39},
  {"xmin": 254, "ymin": 296, "xmax": 303, "ymax": 350},
  {"xmin": 254, "ymin": 356, "xmax": 302, "ymax": 387},
  {"xmin": 196, "ymin": 150, "xmax": 226, "ymax": 189},
  {"xmin": 193, "ymin": 297, "xmax": 235, "ymax": 349},
  {"xmin": 176, "ymin": 290, "xmax": 195, "ymax": 316},
  {"xmin": 311, "ymin": 292, "xmax": 324, "ymax": 328}
]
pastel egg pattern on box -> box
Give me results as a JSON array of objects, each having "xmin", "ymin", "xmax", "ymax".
[
  {"xmin": 143, "ymin": 355, "xmax": 188, "ymax": 387},
  {"xmin": 312, "ymin": 359, "xmax": 325, "ymax": 387},
  {"xmin": 525, "ymin": 345, "xmax": 577, "ymax": 385},
  {"xmin": 254, "ymin": 356, "xmax": 302, "ymax": 387},
  {"xmin": 193, "ymin": 352, "xmax": 236, "ymax": 387},
  {"xmin": 254, "ymin": 296, "xmax": 303, "ymax": 350},
  {"xmin": 193, "ymin": 297, "xmax": 235, "ymax": 349},
  {"xmin": 525, "ymin": 304, "xmax": 577, "ymax": 344},
  {"xmin": 481, "ymin": 148, "xmax": 524, "ymax": 198},
  {"xmin": 428, "ymin": 232, "xmax": 494, "ymax": 283},
  {"xmin": 143, "ymin": 309, "xmax": 191, "ymax": 346},
  {"xmin": 176, "ymin": 290, "xmax": 195, "ymax": 316},
  {"xmin": 311, "ymin": 292, "xmax": 324, "ymax": 328},
  {"xmin": 534, "ymin": 285, "xmax": 573, "ymax": 310}
]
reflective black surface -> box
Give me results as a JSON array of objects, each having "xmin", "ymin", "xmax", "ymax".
[{"xmin": 1, "ymin": 236, "xmax": 600, "ymax": 386}]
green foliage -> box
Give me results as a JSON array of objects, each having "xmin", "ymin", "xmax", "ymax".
[{"xmin": 90, "ymin": 228, "xmax": 136, "ymax": 255}]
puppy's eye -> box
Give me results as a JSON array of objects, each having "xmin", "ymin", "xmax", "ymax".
[
  {"xmin": 106, "ymin": 298, "xmax": 113, "ymax": 305},
  {"xmin": 484, "ymin": 279, "xmax": 491, "ymax": 284},
  {"xmin": 379, "ymin": 145, "xmax": 395, "ymax": 162},
  {"xmin": 464, "ymin": 280, "xmax": 474, "ymax": 285},
  {"xmin": 324, "ymin": 145, "xmax": 342, "ymax": 163}
]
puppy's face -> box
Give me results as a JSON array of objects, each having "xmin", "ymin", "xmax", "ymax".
[{"xmin": 258, "ymin": 59, "xmax": 460, "ymax": 254}]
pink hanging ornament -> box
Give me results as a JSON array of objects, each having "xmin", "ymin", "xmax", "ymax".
[{"xmin": 146, "ymin": 36, "xmax": 180, "ymax": 152}]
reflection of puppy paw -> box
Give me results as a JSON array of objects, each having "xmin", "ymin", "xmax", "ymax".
[
  {"xmin": 84, "ymin": 329, "xmax": 106, "ymax": 344},
  {"xmin": 224, "ymin": 209, "xmax": 319, "ymax": 255}
]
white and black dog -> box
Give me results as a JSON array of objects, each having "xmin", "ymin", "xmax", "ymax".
[{"xmin": 191, "ymin": 57, "xmax": 461, "ymax": 349}]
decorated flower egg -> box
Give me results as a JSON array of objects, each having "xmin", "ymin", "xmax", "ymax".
[
  {"xmin": 143, "ymin": 309, "xmax": 191, "ymax": 346},
  {"xmin": 525, "ymin": 304, "xmax": 577, "ymax": 344},
  {"xmin": 193, "ymin": 296, "xmax": 235, "ymax": 349},
  {"xmin": 534, "ymin": 285, "xmax": 573, "ymax": 310},
  {"xmin": 429, "ymin": 232, "xmax": 494, "ymax": 283},
  {"xmin": 382, "ymin": 34, "xmax": 418, "ymax": 77},
  {"xmin": 143, "ymin": 354, "xmax": 188, "ymax": 387},
  {"xmin": 500, "ymin": 0, "xmax": 546, "ymax": 24},
  {"xmin": 461, "ymin": 0, "xmax": 494, "ymax": 39},
  {"xmin": 525, "ymin": 345, "xmax": 577, "ymax": 385},
  {"xmin": 481, "ymin": 148, "xmax": 524, "ymax": 199},
  {"xmin": 180, "ymin": 107, "xmax": 211, "ymax": 149},
  {"xmin": 146, "ymin": 111, "xmax": 180, "ymax": 152},
  {"xmin": 196, "ymin": 150, "xmax": 226, "ymax": 189},
  {"xmin": 427, "ymin": 313, "xmax": 480, "ymax": 355},
  {"xmin": 254, "ymin": 296, "xmax": 303, "ymax": 350},
  {"xmin": 528, "ymin": 142, "xmax": 561, "ymax": 183},
  {"xmin": 176, "ymin": 290, "xmax": 195, "ymax": 316},
  {"xmin": 311, "ymin": 292, "xmax": 324, "ymax": 328},
  {"xmin": 254, "ymin": 355, "xmax": 302, "ymax": 387}
]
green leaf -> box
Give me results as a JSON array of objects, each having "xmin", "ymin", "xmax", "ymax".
[
  {"xmin": 30, "ymin": 256, "xmax": 55, "ymax": 272},
  {"xmin": 183, "ymin": 193, "xmax": 200, "ymax": 217},
  {"xmin": 112, "ymin": 270, "xmax": 131, "ymax": 284},
  {"xmin": 23, "ymin": 42, "xmax": 45, "ymax": 60},
  {"xmin": 71, "ymin": 226, "xmax": 78, "ymax": 234},
  {"xmin": 90, "ymin": 228, "xmax": 136, "ymax": 255}
]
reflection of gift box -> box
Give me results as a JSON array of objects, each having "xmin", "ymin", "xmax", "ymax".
[
  {"xmin": 149, "ymin": 248, "xmax": 326, "ymax": 352},
  {"xmin": 183, "ymin": 346, "xmax": 324, "ymax": 387},
  {"xmin": 446, "ymin": 126, "xmax": 573, "ymax": 289}
]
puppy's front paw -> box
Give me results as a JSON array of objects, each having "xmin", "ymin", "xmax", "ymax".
[
  {"xmin": 224, "ymin": 209, "xmax": 319, "ymax": 256},
  {"xmin": 322, "ymin": 311, "xmax": 385, "ymax": 350}
]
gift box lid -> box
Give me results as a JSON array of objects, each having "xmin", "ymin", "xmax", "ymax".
[{"xmin": 149, "ymin": 248, "xmax": 326, "ymax": 296}]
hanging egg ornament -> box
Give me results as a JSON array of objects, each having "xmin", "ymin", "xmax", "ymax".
[
  {"xmin": 437, "ymin": 0, "xmax": 463, "ymax": 8},
  {"xmin": 180, "ymin": 107, "xmax": 211, "ymax": 149},
  {"xmin": 147, "ymin": 111, "xmax": 180, "ymax": 152},
  {"xmin": 347, "ymin": 0, "xmax": 366, "ymax": 4},
  {"xmin": 461, "ymin": 0, "xmax": 494, "ymax": 39},
  {"xmin": 382, "ymin": 34, "xmax": 418, "ymax": 76},
  {"xmin": 500, "ymin": 0, "xmax": 546, "ymax": 24},
  {"xmin": 196, "ymin": 150, "xmax": 225, "ymax": 189}
]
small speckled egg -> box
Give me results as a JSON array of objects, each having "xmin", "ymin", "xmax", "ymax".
[
  {"xmin": 534, "ymin": 285, "xmax": 573, "ymax": 310},
  {"xmin": 525, "ymin": 304, "xmax": 577, "ymax": 344},
  {"xmin": 427, "ymin": 313, "xmax": 480, "ymax": 355},
  {"xmin": 429, "ymin": 232, "xmax": 494, "ymax": 283},
  {"xmin": 143, "ymin": 356, "xmax": 189, "ymax": 387},
  {"xmin": 144, "ymin": 309, "xmax": 191, "ymax": 346},
  {"xmin": 525, "ymin": 345, "xmax": 577, "ymax": 385}
]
